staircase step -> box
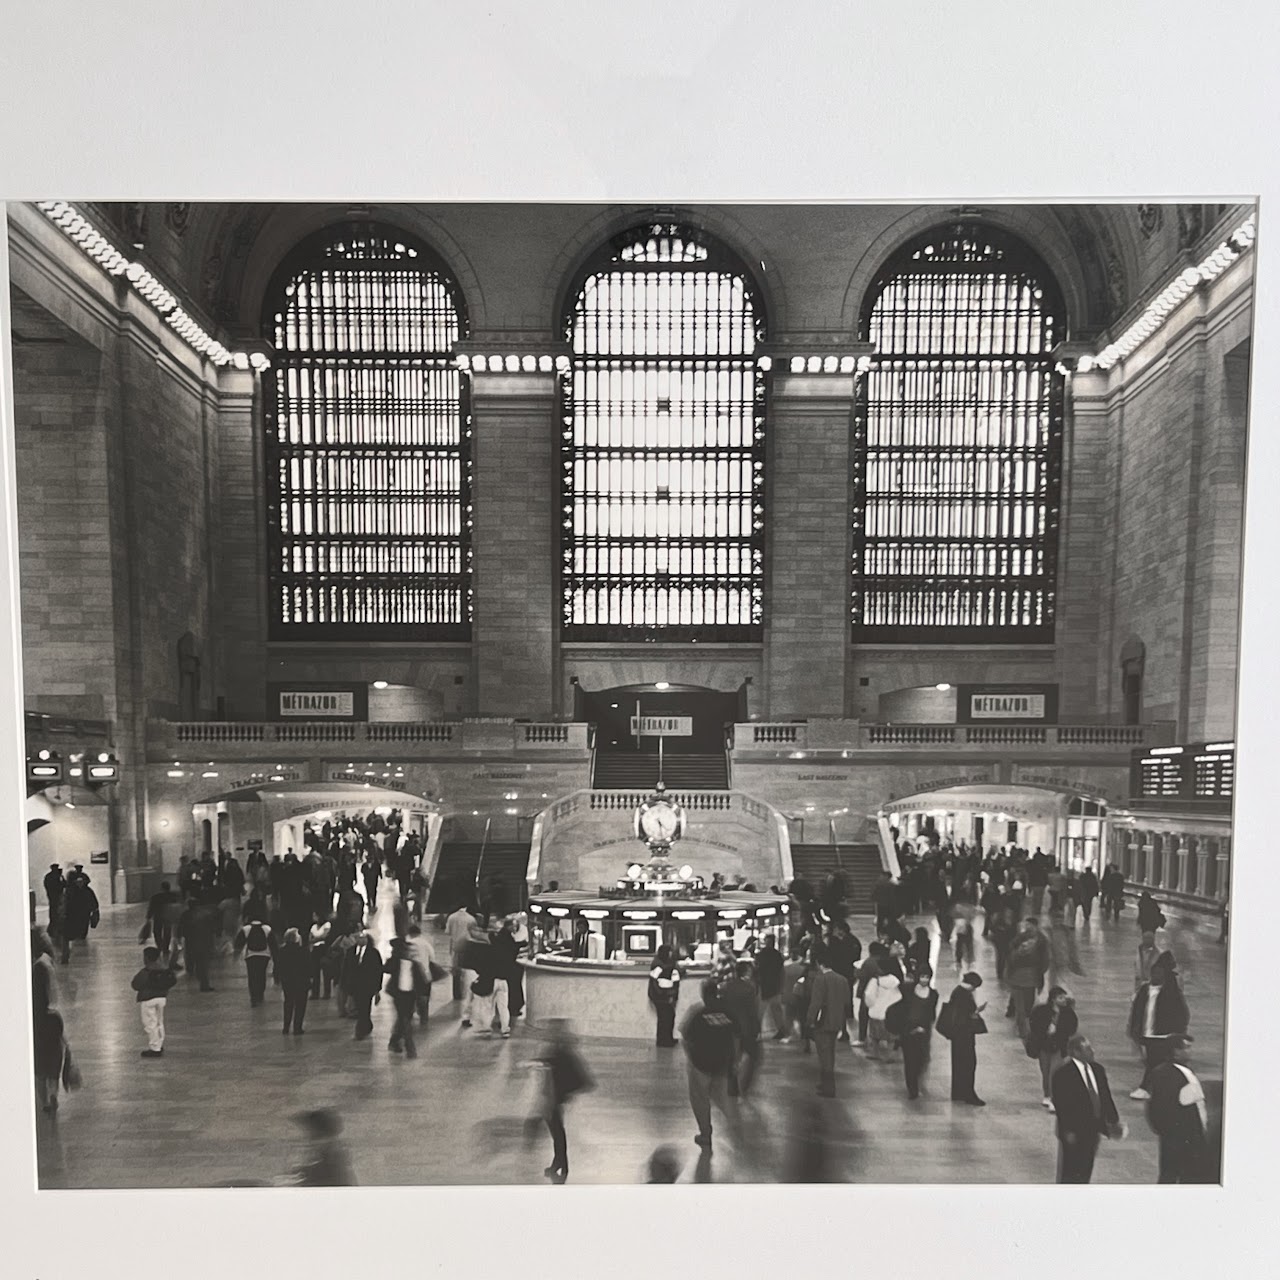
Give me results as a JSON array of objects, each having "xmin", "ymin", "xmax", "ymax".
[{"xmin": 426, "ymin": 842, "xmax": 531, "ymax": 912}]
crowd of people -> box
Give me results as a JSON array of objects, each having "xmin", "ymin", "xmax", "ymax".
[
  {"xmin": 651, "ymin": 842, "xmax": 1217, "ymax": 1183},
  {"xmin": 30, "ymin": 822, "xmax": 1220, "ymax": 1186}
]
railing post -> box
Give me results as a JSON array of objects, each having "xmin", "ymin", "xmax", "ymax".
[
  {"xmin": 1175, "ymin": 839, "xmax": 1191, "ymax": 894},
  {"xmin": 1215, "ymin": 838, "xmax": 1231, "ymax": 902}
]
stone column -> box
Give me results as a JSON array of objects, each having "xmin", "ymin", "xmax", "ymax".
[
  {"xmin": 765, "ymin": 371, "xmax": 855, "ymax": 718},
  {"xmin": 214, "ymin": 367, "xmax": 266, "ymax": 717},
  {"xmin": 1196, "ymin": 842, "xmax": 1212, "ymax": 899},
  {"xmin": 1215, "ymin": 836, "xmax": 1231, "ymax": 901},
  {"xmin": 1176, "ymin": 837, "xmax": 1191, "ymax": 894},
  {"xmin": 470, "ymin": 369, "xmax": 557, "ymax": 718},
  {"xmin": 1141, "ymin": 837, "xmax": 1154, "ymax": 886}
]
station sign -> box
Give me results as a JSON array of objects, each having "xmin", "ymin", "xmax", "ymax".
[
  {"xmin": 268, "ymin": 683, "xmax": 368, "ymax": 721},
  {"xmin": 956, "ymin": 684, "xmax": 1059, "ymax": 724},
  {"xmin": 630, "ymin": 715, "xmax": 693, "ymax": 737}
]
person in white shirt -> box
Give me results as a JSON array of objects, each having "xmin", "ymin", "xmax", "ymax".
[
  {"xmin": 445, "ymin": 903, "xmax": 480, "ymax": 1004},
  {"xmin": 1145, "ymin": 1034, "xmax": 1211, "ymax": 1183}
]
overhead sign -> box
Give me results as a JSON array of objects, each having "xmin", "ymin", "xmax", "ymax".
[
  {"xmin": 268, "ymin": 683, "xmax": 368, "ymax": 721},
  {"xmin": 956, "ymin": 684, "xmax": 1059, "ymax": 724},
  {"xmin": 89, "ymin": 851, "xmax": 109, "ymax": 865},
  {"xmin": 630, "ymin": 715, "xmax": 693, "ymax": 737}
]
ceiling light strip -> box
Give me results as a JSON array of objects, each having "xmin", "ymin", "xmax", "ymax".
[
  {"xmin": 1080, "ymin": 215, "xmax": 1256, "ymax": 373},
  {"xmin": 32, "ymin": 201, "xmax": 269, "ymax": 372}
]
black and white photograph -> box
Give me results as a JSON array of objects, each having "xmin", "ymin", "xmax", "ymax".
[
  {"xmin": 2, "ymin": 6, "xmax": 1279, "ymax": 1277},
  {"xmin": 6, "ymin": 196, "xmax": 1252, "ymax": 1188}
]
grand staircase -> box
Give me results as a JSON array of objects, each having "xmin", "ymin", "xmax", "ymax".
[
  {"xmin": 592, "ymin": 752, "xmax": 729, "ymax": 790},
  {"xmin": 426, "ymin": 841, "xmax": 531, "ymax": 914},
  {"xmin": 789, "ymin": 842, "xmax": 883, "ymax": 910}
]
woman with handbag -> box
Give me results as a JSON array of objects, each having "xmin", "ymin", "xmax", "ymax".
[
  {"xmin": 941, "ymin": 971, "xmax": 987, "ymax": 1106},
  {"xmin": 1026, "ymin": 987, "xmax": 1078, "ymax": 1111}
]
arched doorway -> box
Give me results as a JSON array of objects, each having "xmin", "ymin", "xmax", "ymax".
[{"xmin": 876, "ymin": 783, "xmax": 1111, "ymax": 873}]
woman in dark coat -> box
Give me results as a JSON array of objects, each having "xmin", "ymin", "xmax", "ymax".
[
  {"xmin": 890, "ymin": 964, "xmax": 939, "ymax": 1099},
  {"xmin": 945, "ymin": 972, "xmax": 986, "ymax": 1106},
  {"xmin": 60, "ymin": 875, "xmax": 100, "ymax": 960},
  {"xmin": 276, "ymin": 927, "xmax": 312, "ymax": 1035},
  {"xmin": 34, "ymin": 1008, "xmax": 72, "ymax": 1115},
  {"xmin": 1026, "ymin": 986, "xmax": 1078, "ymax": 1109}
]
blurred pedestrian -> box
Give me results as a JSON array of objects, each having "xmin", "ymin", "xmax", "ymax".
[
  {"xmin": 1128, "ymin": 952, "xmax": 1190, "ymax": 1100},
  {"xmin": 289, "ymin": 1109, "xmax": 355, "ymax": 1185},
  {"xmin": 680, "ymin": 980, "xmax": 738, "ymax": 1152},
  {"xmin": 1026, "ymin": 986, "xmax": 1077, "ymax": 1111},
  {"xmin": 1145, "ymin": 1034, "xmax": 1210, "ymax": 1183},
  {"xmin": 892, "ymin": 964, "xmax": 938, "ymax": 1099},
  {"xmin": 276, "ymin": 927, "xmax": 312, "ymax": 1036},
  {"xmin": 806, "ymin": 945, "xmax": 852, "ymax": 1098},
  {"xmin": 941, "ymin": 971, "xmax": 986, "ymax": 1106},
  {"xmin": 538, "ymin": 1020, "xmax": 592, "ymax": 1182}
]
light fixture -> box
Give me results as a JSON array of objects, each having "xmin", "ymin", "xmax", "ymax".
[
  {"xmin": 654, "ymin": 681, "xmax": 670, "ymax": 690},
  {"xmin": 372, "ymin": 680, "xmax": 389, "ymax": 689},
  {"xmin": 34, "ymin": 202, "xmax": 268, "ymax": 371},
  {"xmin": 935, "ymin": 682, "xmax": 952, "ymax": 691},
  {"xmin": 673, "ymin": 910, "xmax": 705, "ymax": 920},
  {"xmin": 627, "ymin": 863, "xmax": 643, "ymax": 878},
  {"xmin": 64, "ymin": 800, "xmax": 76, "ymax": 810},
  {"xmin": 201, "ymin": 771, "xmax": 218, "ymax": 779},
  {"xmin": 678, "ymin": 865, "xmax": 693, "ymax": 880},
  {"xmin": 623, "ymin": 910, "xmax": 657, "ymax": 919}
]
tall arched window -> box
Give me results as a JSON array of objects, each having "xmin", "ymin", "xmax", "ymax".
[
  {"xmin": 560, "ymin": 221, "xmax": 766, "ymax": 642},
  {"xmin": 853, "ymin": 223, "xmax": 1066, "ymax": 642},
  {"xmin": 262, "ymin": 222, "xmax": 470, "ymax": 639}
]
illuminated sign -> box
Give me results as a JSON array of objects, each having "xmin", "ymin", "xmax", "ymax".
[
  {"xmin": 956, "ymin": 684, "xmax": 1059, "ymax": 724},
  {"xmin": 630, "ymin": 715, "xmax": 693, "ymax": 737},
  {"xmin": 268, "ymin": 683, "xmax": 368, "ymax": 720}
]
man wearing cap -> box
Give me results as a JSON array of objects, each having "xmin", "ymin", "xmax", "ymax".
[
  {"xmin": 1145, "ymin": 1035, "xmax": 1210, "ymax": 1183},
  {"xmin": 1051, "ymin": 1034, "xmax": 1123, "ymax": 1183},
  {"xmin": 43, "ymin": 864, "xmax": 65, "ymax": 928}
]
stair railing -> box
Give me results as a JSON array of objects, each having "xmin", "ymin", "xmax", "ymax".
[
  {"xmin": 474, "ymin": 816, "xmax": 493, "ymax": 900},
  {"xmin": 876, "ymin": 814, "xmax": 902, "ymax": 881},
  {"xmin": 829, "ymin": 817, "xmax": 844, "ymax": 869},
  {"xmin": 724, "ymin": 727, "xmax": 734, "ymax": 789}
]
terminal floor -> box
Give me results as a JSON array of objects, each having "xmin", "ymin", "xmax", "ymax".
[{"xmin": 34, "ymin": 897, "xmax": 1228, "ymax": 1187}]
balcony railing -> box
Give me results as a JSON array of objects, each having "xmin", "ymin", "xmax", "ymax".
[
  {"xmin": 734, "ymin": 721, "xmax": 1177, "ymax": 753},
  {"xmin": 150, "ymin": 719, "xmax": 589, "ymax": 761}
]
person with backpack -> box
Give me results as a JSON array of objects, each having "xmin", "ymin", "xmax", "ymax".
[
  {"xmin": 680, "ymin": 980, "xmax": 739, "ymax": 1152},
  {"xmin": 131, "ymin": 945, "xmax": 177, "ymax": 1057},
  {"xmin": 1026, "ymin": 986, "xmax": 1078, "ymax": 1111},
  {"xmin": 1136, "ymin": 891, "xmax": 1167, "ymax": 935},
  {"xmin": 233, "ymin": 915, "xmax": 278, "ymax": 1007}
]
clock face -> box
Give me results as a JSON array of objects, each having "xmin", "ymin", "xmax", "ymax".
[{"xmin": 640, "ymin": 802, "xmax": 680, "ymax": 843}]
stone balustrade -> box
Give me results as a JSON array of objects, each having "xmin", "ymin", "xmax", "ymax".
[
  {"xmin": 150, "ymin": 719, "xmax": 589, "ymax": 761},
  {"xmin": 1118, "ymin": 827, "xmax": 1229, "ymax": 914},
  {"xmin": 734, "ymin": 720, "xmax": 1177, "ymax": 754}
]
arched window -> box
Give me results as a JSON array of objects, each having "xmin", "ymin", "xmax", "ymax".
[
  {"xmin": 560, "ymin": 221, "xmax": 766, "ymax": 641},
  {"xmin": 262, "ymin": 222, "xmax": 470, "ymax": 639},
  {"xmin": 853, "ymin": 223, "xmax": 1066, "ymax": 642}
]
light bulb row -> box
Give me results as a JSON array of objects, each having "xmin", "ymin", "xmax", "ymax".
[
  {"xmin": 33, "ymin": 201, "xmax": 270, "ymax": 373},
  {"xmin": 1080, "ymin": 216, "xmax": 1256, "ymax": 373},
  {"xmin": 455, "ymin": 353, "xmax": 571, "ymax": 374},
  {"xmin": 783, "ymin": 354, "xmax": 873, "ymax": 375}
]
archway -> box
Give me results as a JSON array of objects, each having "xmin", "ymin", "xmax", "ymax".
[
  {"xmin": 875, "ymin": 782, "xmax": 1111, "ymax": 874},
  {"xmin": 583, "ymin": 683, "xmax": 738, "ymax": 756}
]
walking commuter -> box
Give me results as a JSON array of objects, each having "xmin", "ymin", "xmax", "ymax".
[
  {"xmin": 276, "ymin": 928, "xmax": 312, "ymax": 1035},
  {"xmin": 648, "ymin": 944, "xmax": 682, "ymax": 1047},
  {"xmin": 806, "ymin": 945, "xmax": 852, "ymax": 1099},
  {"xmin": 1006, "ymin": 919, "xmax": 1049, "ymax": 1041},
  {"xmin": 721, "ymin": 960, "xmax": 763, "ymax": 1097},
  {"xmin": 308, "ymin": 912, "xmax": 333, "ymax": 999},
  {"xmin": 176, "ymin": 895, "xmax": 217, "ymax": 991},
  {"xmin": 1136, "ymin": 890, "xmax": 1166, "ymax": 935},
  {"xmin": 233, "ymin": 915, "xmax": 277, "ymax": 1006},
  {"xmin": 755, "ymin": 934, "xmax": 787, "ymax": 1040},
  {"xmin": 446, "ymin": 902, "xmax": 480, "ymax": 1003},
  {"xmin": 1026, "ymin": 986, "xmax": 1078, "ymax": 1111},
  {"xmin": 130, "ymin": 946, "xmax": 177, "ymax": 1058},
  {"xmin": 341, "ymin": 931, "xmax": 384, "ymax": 1040},
  {"xmin": 384, "ymin": 934, "xmax": 429, "ymax": 1057},
  {"xmin": 1075, "ymin": 868, "xmax": 1099, "ymax": 922},
  {"xmin": 680, "ymin": 981, "xmax": 738, "ymax": 1153},
  {"xmin": 1145, "ymin": 1034, "xmax": 1210, "ymax": 1183},
  {"xmin": 892, "ymin": 965, "xmax": 938, "ymax": 1099},
  {"xmin": 1128, "ymin": 952, "xmax": 1190, "ymax": 1100},
  {"xmin": 1051, "ymin": 1035, "xmax": 1123, "ymax": 1183},
  {"xmin": 1135, "ymin": 931, "xmax": 1159, "ymax": 991},
  {"xmin": 1100, "ymin": 865, "xmax": 1125, "ymax": 921},
  {"xmin": 538, "ymin": 1020, "xmax": 592, "ymax": 1182}
]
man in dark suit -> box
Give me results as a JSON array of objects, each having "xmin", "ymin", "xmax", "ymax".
[
  {"xmin": 806, "ymin": 944, "xmax": 852, "ymax": 1098},
  {"xmin": 341, "ymin": 931, "xmax": 384, "ymax": 1040},
  {"xmin": 1146, "ymin": 1035, "xmax": 1211, "ymax": 1183},
  {"xmin": 1051, "ymin": 1034, "xmax": 1123, "ymax": 1183}
]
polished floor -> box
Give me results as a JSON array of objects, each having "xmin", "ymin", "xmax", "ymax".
[{"xmin": 34, "ymin": 893, "xmax": 1228, "ymax": 1187}]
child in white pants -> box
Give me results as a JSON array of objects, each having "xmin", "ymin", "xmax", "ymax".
[{"xmin": 131, "ymin": 946, "xmax": 176, "ymax": 1058}]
